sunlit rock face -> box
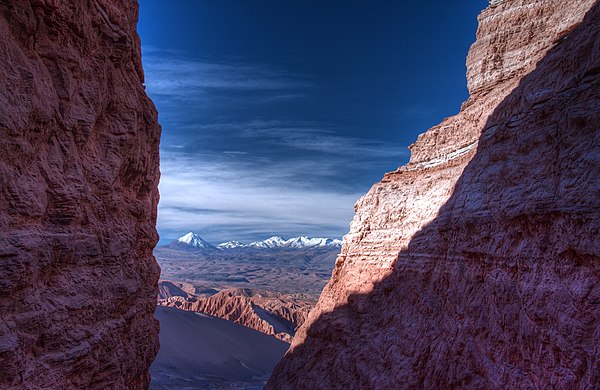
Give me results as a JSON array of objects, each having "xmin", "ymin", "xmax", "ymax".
[
  {"xmin": 0, "ymin": 1, "xmax": 161, "ymax": 389},
  {"xmin": 267, "ymin": 0, "xmax": 600, "ymax": 388}
]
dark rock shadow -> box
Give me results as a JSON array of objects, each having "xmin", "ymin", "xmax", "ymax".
[{"xmin": 267, "ymin": 2, "xmax": 600, "ymax": 389}]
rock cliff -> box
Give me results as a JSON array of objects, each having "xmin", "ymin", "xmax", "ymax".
[
  {"xmin": 0, "ymin": 1, "xmax": 161, "ymax": 389},
  {"xmin": 268, "ymin": 0, "xmax": 600, "ymax": 388}
]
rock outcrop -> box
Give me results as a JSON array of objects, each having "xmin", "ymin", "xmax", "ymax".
[
  {"xmin": 0, "ymin": 1, "xmax": 161, "ymax": 389},
  {"xmin": 157, "ymin": 280, "xmax": 202, "ymax": 301},
  {"xmin": 160, "ymin": 287, "xmax": 312, "ymax": 342},
  {"xmin": 268, "ymin": 0, "xmax": 600, "ymax": 388}
]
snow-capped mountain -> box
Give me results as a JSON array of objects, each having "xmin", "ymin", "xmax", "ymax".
[
  {"xmin": 247, "ymin": 236, "xmax": 288, "ymax": 249},
  {"xmin": 175, "ymin": 232, "xmax": 217, "ymax": 249},
  {"xmin": 284, "ymin": 236, "xmax": 342, "ymax": 248},
  {"xmin": 165, "ymin": 233, "xmax": 342, "ymax": 251},
  {"xmin": 217, "ymin": 241, "xmax": 245, "ymax": 249},
  {"xmin": 223, "ymin": 236, "xmax": 342, "ymax": 249}
]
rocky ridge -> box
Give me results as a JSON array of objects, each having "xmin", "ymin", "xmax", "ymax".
[
  {"xmin": 0, "ymin": 1, "xmax": 161, "ymax": 389},
  {"xmin": 159, "ymin": 286, "xmax": 312, "ymax": 342},
  {"xmin": 268, "ymin": 0, "xmax": 600, "ymax": 388}
]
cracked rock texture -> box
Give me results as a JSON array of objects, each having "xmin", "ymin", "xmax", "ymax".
[
  {"xmin": 268, "ymin": 0, "xmax": 600, "ymax": 388},
  {"xmin": 0, "ymin": 1, "xmax": 161, "ymax": 389}
]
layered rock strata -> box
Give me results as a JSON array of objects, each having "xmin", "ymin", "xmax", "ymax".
[
  {"xmin": 268, "ymin": 0, "xmax": 600, "ymax": 388},
  {"xmin": 160, "ymin": 287, "xmax": 312, "ymax": 342},
  {"xmin": 0, "ymin": 1, "xmax": 161, "ymax": 389}
]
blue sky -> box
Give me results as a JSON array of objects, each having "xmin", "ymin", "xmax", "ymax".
[{"xmin": 138, "ymin": 0, "xmax": 488, "ymax": 244}]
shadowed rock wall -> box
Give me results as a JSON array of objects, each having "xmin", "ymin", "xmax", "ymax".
[
  {"xmin": 0, "ymin": 1, "xmax": 161, "ymax": 388},
  {"xmin": 268, "ymin": 0, "xmax": 600, "ymax": 388}
]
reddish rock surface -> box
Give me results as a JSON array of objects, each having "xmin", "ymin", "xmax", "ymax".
[
  {"xmin": 157, "ymin": 280, "xmax": 202, "ymax": 301},
  {"xmin": 268, "ymin": 0, "xmax": 600, "ymax": 388},
  {"xmin": 0, "ymin": 1, "xmax": 161, "ymax": 389},
  {"xmin": 160, "ymin": 287, "xmax": 312, "ymax": 343}
]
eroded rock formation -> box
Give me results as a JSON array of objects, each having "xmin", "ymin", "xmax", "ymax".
[
  {"xmin": 159, "ymin": 287, "xmax": 312, "ymax": 342},
  {"xmin": 0, "ymin": 1, "xmax": 161, "ymax": 389},
  {"xmin": 158, "ymin": 280, "xmax": 203, "ymax": 301},
  {"xmin": 268, "ymin": 0, "xmax": 600, "ymax": 388}
]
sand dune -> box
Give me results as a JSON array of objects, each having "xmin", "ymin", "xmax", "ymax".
[{"xmin": 150, "ymin": 306, "xmax": 289, "ymax": 389}]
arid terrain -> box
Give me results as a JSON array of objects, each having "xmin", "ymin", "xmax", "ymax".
[
  {"xmin": 150, "ymin": 235, "xmax": 341, "ymax": 387},
  {"xmin": 2, "ymin": 0, "xmax": 597, "ymax": 389},
  {"xmin": 155, "ymin": 246, "xmax": 338, "ymax": 297},
  {"xmin": 158, "ymin": 287, "xmax": 313, "ymax": 342},
  {"xmin": 150, "ymin": 306, "xmax": 289, "ymax": 390}
]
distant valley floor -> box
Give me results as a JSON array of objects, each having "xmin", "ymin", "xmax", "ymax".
[{"xmin": 151, "ymin": 241, "xmax": 340, "ymax": 388}]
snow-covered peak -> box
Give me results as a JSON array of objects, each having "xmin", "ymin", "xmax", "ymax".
[
  {"xmin": 248, "ymin": 236, "xmax": 287, "ymax": 249},
  {"xmin": 173, "ymin": 233, "xmax": 342, "ymax": 251},
  {"xmin": 284, "ymin": 236, "xmax": 342, "ymax": 248},
  {"xmin": 330, "ymin": 239, "xmax": 343, "ymax": 247},
  {"xmin": 244, "ymin": 235, "xmax": 342, "ymax": 249},
  {"xmin": 217, "ymin": 240, "xmax": 245, "ymax": 249},
  {"xmin": 176, "ymin": 232, "xmax": 216, "ymax": 249}
]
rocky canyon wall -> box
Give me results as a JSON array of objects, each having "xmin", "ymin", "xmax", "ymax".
[
  {"xmin": 0, "ymin": 1, "xmax": 161, "ymax": 389},
  {"xmin": 268, "ymin": 0, "xmax": 600, "ymax": 388}
]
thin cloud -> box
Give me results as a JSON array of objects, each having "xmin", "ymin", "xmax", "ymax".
[
  {"xmin": 142, "ymin": 47, "xmax": 312, "ymax": 97},
  {"xmin": 164, "ymin": 119, "xmax": 409, "ymax": 158},
  {"xmin": 158, "ymin": 152, "xmax": 362, "ymax": 243},
  {"xmin": 246, "ymin": 127, "xmax": 406, "ymax": 157},
  {"xmin": 155, "ymin": 120, "xmax": 408, "ymax": 243}
]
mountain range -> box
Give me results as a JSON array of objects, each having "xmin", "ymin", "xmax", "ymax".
[{"xmin": 169, "ymin": 232, "xmax": 343, "ymax": 251}]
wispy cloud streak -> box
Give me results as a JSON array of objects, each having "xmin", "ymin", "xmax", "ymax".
[
  {"xmin": 143, "ymin": 47, "xmax": 311, "ymax": 98},
  {"xmin": 158, "ymin": 152, "xmax": 362, "ymax": 242}
]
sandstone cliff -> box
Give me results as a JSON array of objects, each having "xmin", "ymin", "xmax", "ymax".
[
  {"xmin": 0, "ymin": 1, "xmax": 161, "ymax": 389},
  {"xmin": 268, "ymin": 0, "xmax": 600, "ymax": 388}
]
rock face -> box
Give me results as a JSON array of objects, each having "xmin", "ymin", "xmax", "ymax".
[
  {"xmin": 268, "ymin": 1, "xmax": 600, "ymax": 388},
  {"xmin": 160, "ymin": 287, "xmax": 312, "ymax": 343},
  {"xmin": 0, "ymin": 1, "xmax": 160, "ymax": 389}
]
